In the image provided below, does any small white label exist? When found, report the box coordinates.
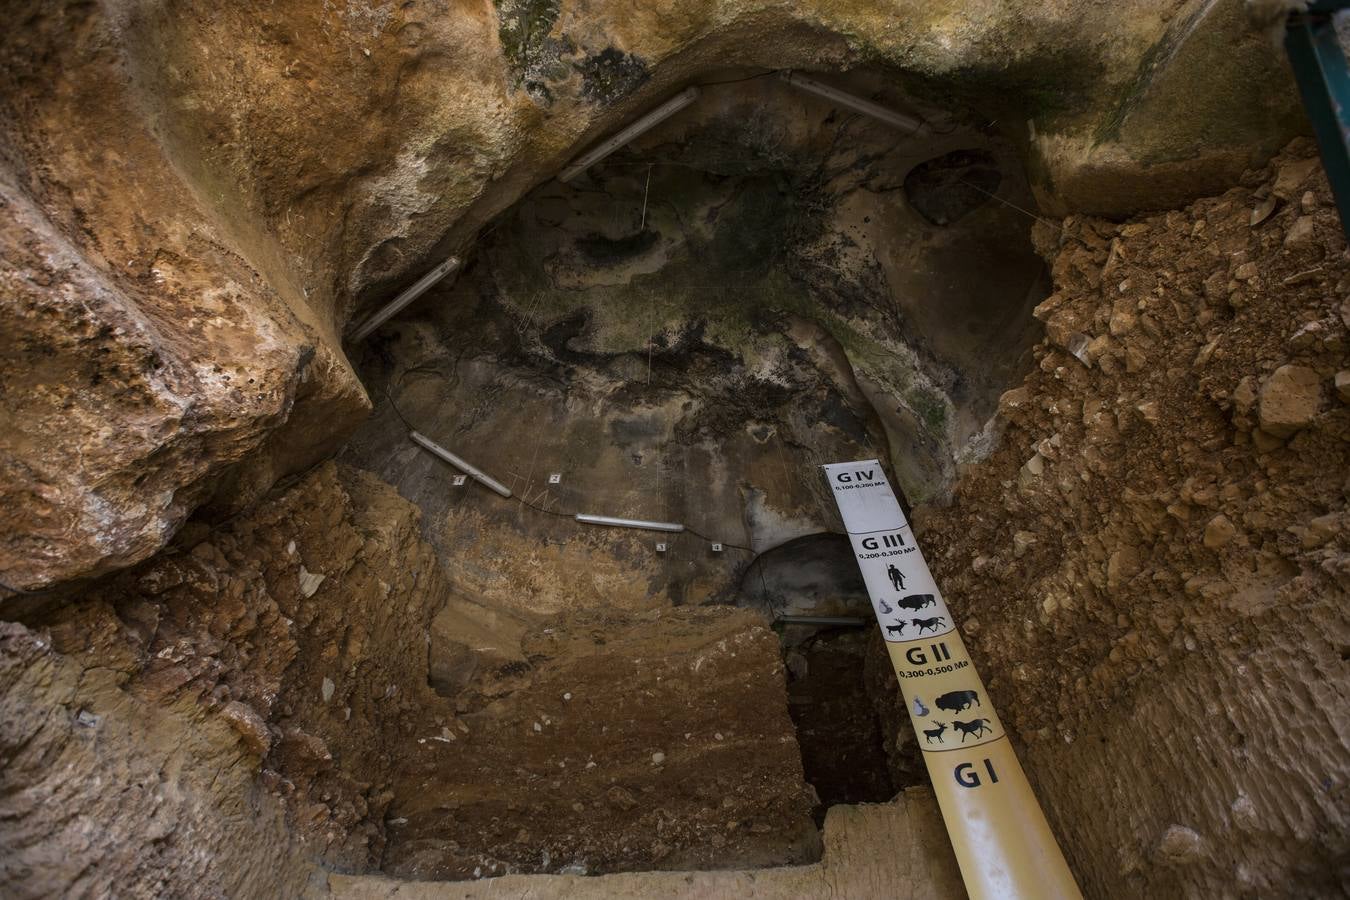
[711,543,723,552]
[548,473,562,484]
[655,542,668,553]
[452,475,467,486]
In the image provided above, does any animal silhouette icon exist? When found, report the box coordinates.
[912,616,946,634]
[923,721,947,744]
[896,593,936,611]
[935,690,980,713]
[951,718,992,742]
[885,621,906,638]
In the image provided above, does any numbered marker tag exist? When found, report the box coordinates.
[452,475,467,487]
[548,473,562,484]
[711,542,723,552]
[655,542,668,553]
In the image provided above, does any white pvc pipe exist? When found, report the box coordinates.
[574,513,684,533]
[779,71,927,135]
[350,256,461,342]
[558,87,701,182]
[409,431,512,498]
[776,615,868,627]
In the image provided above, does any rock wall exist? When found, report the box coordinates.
[126,0,1304,318]
[1,462,451,895]
[0,0,1305,591]
[0,3,369,591]
[2,462,829,893]
[877,142,1349,897]
[340,78,1050,622]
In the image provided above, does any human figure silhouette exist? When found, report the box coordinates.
[887,563,905,591]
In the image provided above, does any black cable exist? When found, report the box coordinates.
[384,384,417,432]
[694,69,780,88]
[682,522,754,554]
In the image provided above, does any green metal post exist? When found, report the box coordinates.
[1284,1,1350,239]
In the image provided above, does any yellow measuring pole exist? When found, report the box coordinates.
[824,460,1081,899]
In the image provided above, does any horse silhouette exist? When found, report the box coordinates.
[912,616,946,634]
[951,718,992,742]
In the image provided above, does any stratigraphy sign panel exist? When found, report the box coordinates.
[824,460,1081,900]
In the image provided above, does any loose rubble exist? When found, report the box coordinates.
[882,140,1349,898]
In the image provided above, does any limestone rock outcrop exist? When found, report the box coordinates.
[1,4,369,592]
[0,0,1305,591]
[1,462,447,895]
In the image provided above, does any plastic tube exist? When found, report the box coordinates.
[558,87,701,182]
[780,71,927,134]
[573,513,684,533]
[350,256,460,342]
[409,431,512,497]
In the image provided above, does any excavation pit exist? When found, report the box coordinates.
[2,7,1347,899]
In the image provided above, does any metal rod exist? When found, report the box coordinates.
[558,87,701,182]
[1283,3,1350,240]
[409,431,512,498]
[574,513,684,533]
[775,615,868,627]
[350,256,461,342]
[779,71,927,135]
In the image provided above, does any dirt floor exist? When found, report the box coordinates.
[327,789,964,900]
[381,605,819,880]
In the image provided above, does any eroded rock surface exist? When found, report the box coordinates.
[0,0,1305,591]
[882,142,1350,897]
[1,462,449,893]
[2,462,829,892]
[0,3,369,591]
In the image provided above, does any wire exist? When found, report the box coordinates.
[694,69,780,88]
[958,178,1062,231]
[682,522,754,554]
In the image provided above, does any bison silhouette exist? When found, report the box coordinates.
[896,593,936,611]
[912,616,946,634]
[935,690,980,713]
[951,718,992,742]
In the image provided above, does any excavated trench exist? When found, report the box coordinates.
[3,6,1349,900]
[334,72,1048,876]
